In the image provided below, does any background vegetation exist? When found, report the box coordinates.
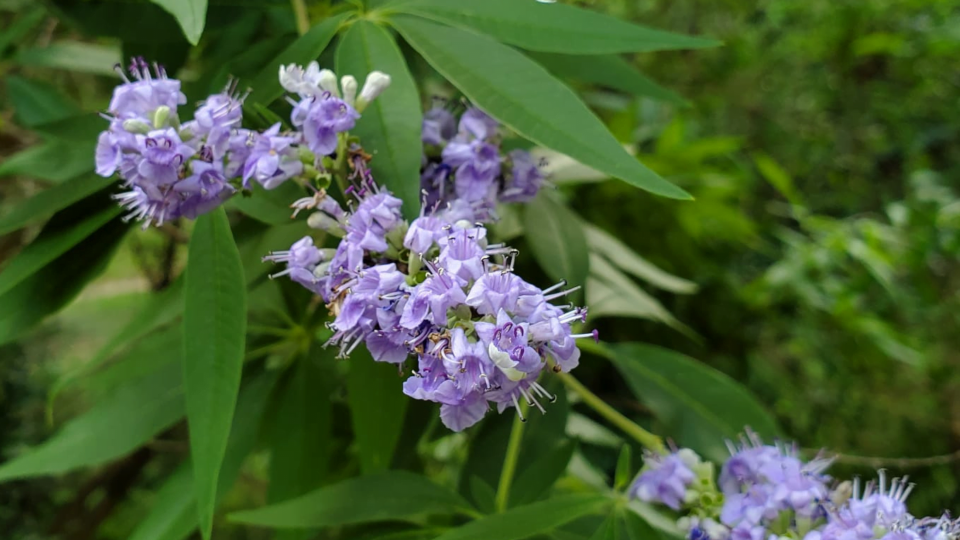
[1,0,959,538]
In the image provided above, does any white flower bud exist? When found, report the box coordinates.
[355,71,391,112]
[279,63,306,94]
[341,75,358,107]
[307,211,345,236]
[122,118,151,134]
[318,69,340,97]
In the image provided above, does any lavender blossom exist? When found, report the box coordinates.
[631,450,699,510]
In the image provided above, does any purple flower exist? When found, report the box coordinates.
[442,138,501,202]
[175,160,236,219]
[458,107,498,140]
[108,58,186,118]
[242,123,303,189]
[136,128,195,187]
[474,310,541,380]
[500,149,544,203]
[404,215,446,255]
[262,236,328,293]
[630,451,697,510]
[292,95,360,156]
[422,106,457,145]
[400,269,467,329]
[438,227,486,282]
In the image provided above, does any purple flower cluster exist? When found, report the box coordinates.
[264,160,594,432]
[632,434,960,540]
[96,59,392,227]
[95,59,246,226]
[421,105,546,223]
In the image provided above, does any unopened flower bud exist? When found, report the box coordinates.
[341,75,358,107]
[355,71,391,112]
[152,106,171,128]
[122,118,151,134]
[279,63,305,94]
[307,211,345,236]
[318,69,340,97]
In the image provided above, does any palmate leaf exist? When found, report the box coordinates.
[386,0,717,54]
[0,175,114,236]
[582,223,697,294]
[182,207,247,540]
[246,12,352,106]
[390,16,690,200]
[336,20,422,218]
[229,471,474,528]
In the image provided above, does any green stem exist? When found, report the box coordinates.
[291,0,310,35]
[494,401,527,513]
[557,371,666,454]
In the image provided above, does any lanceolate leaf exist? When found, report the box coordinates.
[347,349,408,474]
[0,203,120,297]
[182,207,247,540]
[527,52,686,106]
[128,372,279,540]
[267,355,332,540]
[583,223,697,294]
[6,75,79,127]
[336,20,422,218]
[522,193,590,292]
[390,16,690,199]
[229,471,474,528]
[0,140,96,182]
[0,176,114,236]
[388,0,717,54]
[247,12,352,106]
[602,343,779,462]
[149,0,207,45]
[0,213,129,345]
[433,494,610,540]
[0,361,183,482]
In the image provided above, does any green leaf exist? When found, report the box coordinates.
[603,342,779,462]
[246,12,352,106]
[527,52,685,106]
[336,20,422,218]
[0,211,129,345]
[149,0,207,44]
[267,355,333,540]
[510,440,576,506]
[390,16,689,199]
[614,444,633,492]
[0,7,45,57]
[388,0,717,54]
[468,476,497,514]
[128,373,280,540]
[587,255,693,337]
[522,193,590,292]
[228,180,306,225]
[583,223,696,294]
[229,471,473,528]
[0,361,183,482]
[621,510,673,540]
[6,76,79,127]
[590,515,620,540]
[0,175,114,236]
[182,206,247,540]
[48,277,183,422]
[0,203,120,297]
[347,349,408,473]
[753,153,804,208]
[0,140,97,182]
[16,41,121,74]
[128,463,197,540]
[434,494,609,540]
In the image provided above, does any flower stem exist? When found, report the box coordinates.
[495,401,527,513]
[291,0,310,35]
[556,371,666,454]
